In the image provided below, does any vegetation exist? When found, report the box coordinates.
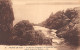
[42,11,70,30]
[42,8,79,46]
[8,20,52,45]
[0,0,14,44]
[0,0,79,46]
[8,20,35,45]
[34,30,52,45]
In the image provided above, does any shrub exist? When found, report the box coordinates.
[34,30,52,45]
[43,11,70,30]
[9,20,35,45]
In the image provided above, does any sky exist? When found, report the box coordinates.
[12,0,80,25]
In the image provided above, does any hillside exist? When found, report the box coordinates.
[40,7,80,46]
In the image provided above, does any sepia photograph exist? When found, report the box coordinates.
[0,0,80,50]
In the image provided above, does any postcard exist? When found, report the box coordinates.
[0,0,80,50]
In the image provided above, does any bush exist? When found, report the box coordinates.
[43,11,70,30]
[9,20,35,45]
[56,26,79,46]
[56,9,79,46]
[34,30,52,45]
[64,9,78,20]
[9,20,52,45]
[42,8,79,46]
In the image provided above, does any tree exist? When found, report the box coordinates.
[64,9,78,20]
[56,8,79,46]
[42,8,79,46]
[56,24,79,46]
[9,20,52,45]
[0,0,14,44]
[9,20,35,45]
[44,11,70,30]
